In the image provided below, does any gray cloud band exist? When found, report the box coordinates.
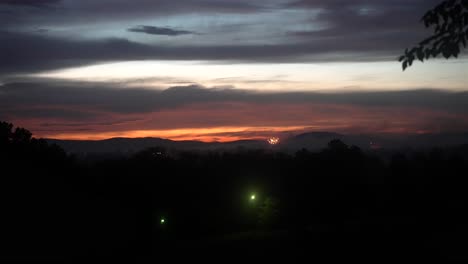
[1,81,467,119]
[0,0,444,75]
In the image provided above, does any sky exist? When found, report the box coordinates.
[1,0,467,142]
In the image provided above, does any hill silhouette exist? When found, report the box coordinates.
[2,120,468,262]
[47,131,468,156]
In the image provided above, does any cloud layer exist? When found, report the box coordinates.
[0,0,445,75]
[2,81,468,140]
[0,0,61,7]
[128,25,196,36]
[2,0,466,140]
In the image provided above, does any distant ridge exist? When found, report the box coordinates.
[46,132,468,156]
[46,137,267,155]
[292,132,343,139]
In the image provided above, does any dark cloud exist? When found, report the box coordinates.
[69,0,265,16]
[1,81,468,120]
[0,30,408,75]
[288,0,439,10]
[0,0,464,76]
[2,81,467,137]
[128,25,195,36]
[0,0,265,28]
[0,31,153,74]
[287,0,441,54]
[0,0,452,75]
[0,0,61,7]
[3,107,94,120]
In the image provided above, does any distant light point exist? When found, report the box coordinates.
[160,218,165,224]
[268,137,280,145]
[250,194,256,200]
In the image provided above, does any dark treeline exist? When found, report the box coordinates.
[2,121,468,262]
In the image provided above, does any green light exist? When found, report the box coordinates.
[160,218,165,224]
[250,194,256,200]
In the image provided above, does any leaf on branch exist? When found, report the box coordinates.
[417,49,425,61]
[399,0,467,70]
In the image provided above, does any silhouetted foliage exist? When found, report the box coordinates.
[399,0,468,70]
[257,196,281,228]
[2,120,468,262]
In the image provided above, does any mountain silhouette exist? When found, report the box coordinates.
[47,132,468,156]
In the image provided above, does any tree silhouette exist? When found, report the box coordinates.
[399,0,468,70]
[0,121,13,146]
[1,121,33,144]
[327,138,348,151]
[257,196,280,229]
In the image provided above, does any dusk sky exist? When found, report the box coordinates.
[1,0,467,141]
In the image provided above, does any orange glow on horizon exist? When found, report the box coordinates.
[38,126,311,142]
[19,101,468,143]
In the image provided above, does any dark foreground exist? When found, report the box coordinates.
[2,121,468,262]
[6,226,468,262]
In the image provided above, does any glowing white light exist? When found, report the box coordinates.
[268,137,280,145]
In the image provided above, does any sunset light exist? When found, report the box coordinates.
[3,0,468,261]
[268,137,280,145]
[37,126,310,142]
